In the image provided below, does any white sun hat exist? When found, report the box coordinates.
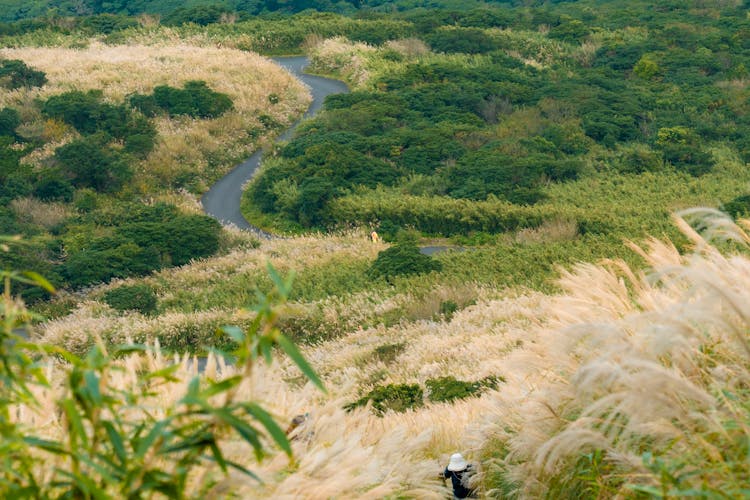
[447,453,468,471]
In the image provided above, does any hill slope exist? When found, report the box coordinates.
[31,212,750,497]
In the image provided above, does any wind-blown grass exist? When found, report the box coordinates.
[31,211,750,496]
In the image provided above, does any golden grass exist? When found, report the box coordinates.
[0,42,311,191]
[9,197,73,229]
[30,211,750,496]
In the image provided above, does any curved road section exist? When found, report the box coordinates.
[201,56,349,235]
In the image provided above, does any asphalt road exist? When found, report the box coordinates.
[200,56,349,235]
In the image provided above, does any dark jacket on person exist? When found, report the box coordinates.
[443,465,474,499]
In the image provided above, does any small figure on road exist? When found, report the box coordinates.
[370,231,379,243]
[442,453,476,499]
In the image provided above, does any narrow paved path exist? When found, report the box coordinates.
[201,57,349,235]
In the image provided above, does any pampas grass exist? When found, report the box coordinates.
[30,210,750,497]
[0,42,310,191]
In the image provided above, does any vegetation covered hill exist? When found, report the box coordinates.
[0,42,309,297]
[26,213,750,497]
[1,0,749,497]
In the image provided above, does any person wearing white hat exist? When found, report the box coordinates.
[441,452,475,499]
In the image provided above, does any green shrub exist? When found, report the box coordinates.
[54,136,132,192]
[426,375,502,403]
[144,81,233,119]
[0,59,46,89]
[439,300,459,321]
[102,284,158,315]
[369,236,442,281]
[0,107,20,138]
[61,236,161,288]
[372,342,407,364]
[721,194,750,220]
[345,383,424,415]
[33,170,74,202]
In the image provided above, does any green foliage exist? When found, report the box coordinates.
[130,81,233,119]
[372,342,406,364]
[545,449,625,499]
[369,235,442,282]
[33,171,74,202]
[0,107,20,138]
[54,136,132,192]
[0,59,46,89]
[163,5,232,26]
[548,19,590,43]
[58,203,222,288]
[0,260,323,498]
[721,194,750,220]
[43,90,156,150]
[426,26,499,54]
[345,383,423,415]
[633,54,661,80]
[61,235,161,288]
[102,283,158,315]
[426,375,501,403]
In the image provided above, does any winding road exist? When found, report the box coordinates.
[201,57,349,235]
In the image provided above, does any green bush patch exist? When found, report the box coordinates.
[426,375,503,403]
[369,236,442,282]
[345,383,423,415]
[129,81,233,119]
[102,284,157,315]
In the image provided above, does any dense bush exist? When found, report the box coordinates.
[33,171,74,202]
[42,90,156,149]
[345,383,423,415]
[0,107,20,138]
[116,213,222,267]
[163,5,233,26]
[54,136,132,192]
[368,235,442,281]
[721,194,750,220]
[61,236,161,288]
[130,81,233,119]
[57,203,222,288]
[426,27,499,54]
[426,375,501,403]
[0,59,46,89]
[102,283,158,315]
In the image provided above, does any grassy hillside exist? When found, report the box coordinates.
[0,42,309,296]
[24,212,750,497]
[2,0,749,496]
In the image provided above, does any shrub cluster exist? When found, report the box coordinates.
[345,383,424,415]
[61,203,222,288]
[346,375,503,415]
[129,81,233,119]
[425,375,501,403]
[102,283,158,315]
[0,58,46,89]
[41,90,157,193]
[368,236,442,282]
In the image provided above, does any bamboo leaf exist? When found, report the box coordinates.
[136,420,168,459]
[213,408,263,460]
[276,334,326,393]
[61,398,88,447]
[20,271,55,293]
[245,402,292,456]
[200,376,242,398]
[24,436,70,455]
[84,370,102,406]
[103,421,127,465]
